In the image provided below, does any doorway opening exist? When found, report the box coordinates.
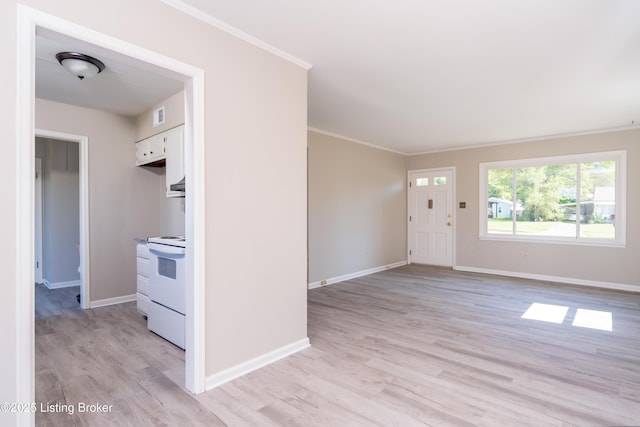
[16,5,207,417]
[35,131,90,309]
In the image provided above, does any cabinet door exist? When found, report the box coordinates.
[148,134,165,162]
[135,139,150,165]
[135,134,167,166]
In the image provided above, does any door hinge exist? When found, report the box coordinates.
[36,261,39,268]
[409,215,412,221]
[35,171,38,179]
[409,250,412,256]
[409,181,412,187]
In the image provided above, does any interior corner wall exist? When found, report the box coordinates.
[407,129,640,288]
[308,131,407,284]
[35,98,167,301]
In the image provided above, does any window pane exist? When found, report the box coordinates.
[516,164,576,237]
[580,161,615,239]
[487,168,514,234]
[481,151,624,245]
[416,178,429,186]
[434,176,447,185]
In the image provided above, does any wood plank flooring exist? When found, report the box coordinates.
[35,265,640,426]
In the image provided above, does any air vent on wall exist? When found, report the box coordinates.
[153,106,165,127]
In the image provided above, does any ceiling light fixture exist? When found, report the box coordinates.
[55,52,105,80]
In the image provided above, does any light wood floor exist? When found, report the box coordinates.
[35,265,640,426]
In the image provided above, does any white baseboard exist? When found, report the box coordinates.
[205,337,310,390]
[308,260,407,290]
[454,265,639,293]
[90,293,136,308]
[43,279,81,289]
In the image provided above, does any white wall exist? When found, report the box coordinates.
[408,129,640,288]
[308,131,407,284]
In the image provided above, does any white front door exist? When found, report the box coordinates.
[408,169,454,266]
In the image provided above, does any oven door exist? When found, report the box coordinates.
[148,242,186,315]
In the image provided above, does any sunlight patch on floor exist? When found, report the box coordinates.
[521,303,569,323]
[521,303,612,332]
[572,309,613,332]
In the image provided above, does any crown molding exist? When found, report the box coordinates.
[161,0,312,70]
[308,127,407,155]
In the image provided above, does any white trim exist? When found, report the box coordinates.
[408,124,640,156]
[90,294,137,309]
[205,338,310,390]
[161,0,312,71]
[34,158,43,284]
[307,127,406,155]
[183,72,207,394]
[35,129,91,310]
[454,265,639,294]
[308,261,407,290]
[478,235,627,248]
[16,5,36,425]
[17,5,207,415]
[43,279,81,290]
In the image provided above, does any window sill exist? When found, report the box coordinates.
[479,235,627,248]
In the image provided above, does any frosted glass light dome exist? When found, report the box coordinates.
[56,52,105,80]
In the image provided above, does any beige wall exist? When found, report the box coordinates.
[135,91,187,235]
[36,137,80,285]
[2,0,308,415]
[135,90,185,141]
[36,98,168,301]
[308,131,407,284]
[408,129,640,287]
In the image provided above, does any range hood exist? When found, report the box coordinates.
[169,177,185,193]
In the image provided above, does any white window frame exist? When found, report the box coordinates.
[479,150,626,247]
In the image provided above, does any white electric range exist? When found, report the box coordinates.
[147,236,186,349]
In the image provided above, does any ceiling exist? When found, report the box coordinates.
[36,28,184,118]
[174,0,640,154]
[36,2,640,154]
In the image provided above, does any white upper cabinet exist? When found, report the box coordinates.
[135,133,166,166]
[135,125,184,197]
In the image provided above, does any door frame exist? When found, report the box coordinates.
[407,166,457,267]
[34,158,43,285]
[35,130,90,308]
[16,5,207,422]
